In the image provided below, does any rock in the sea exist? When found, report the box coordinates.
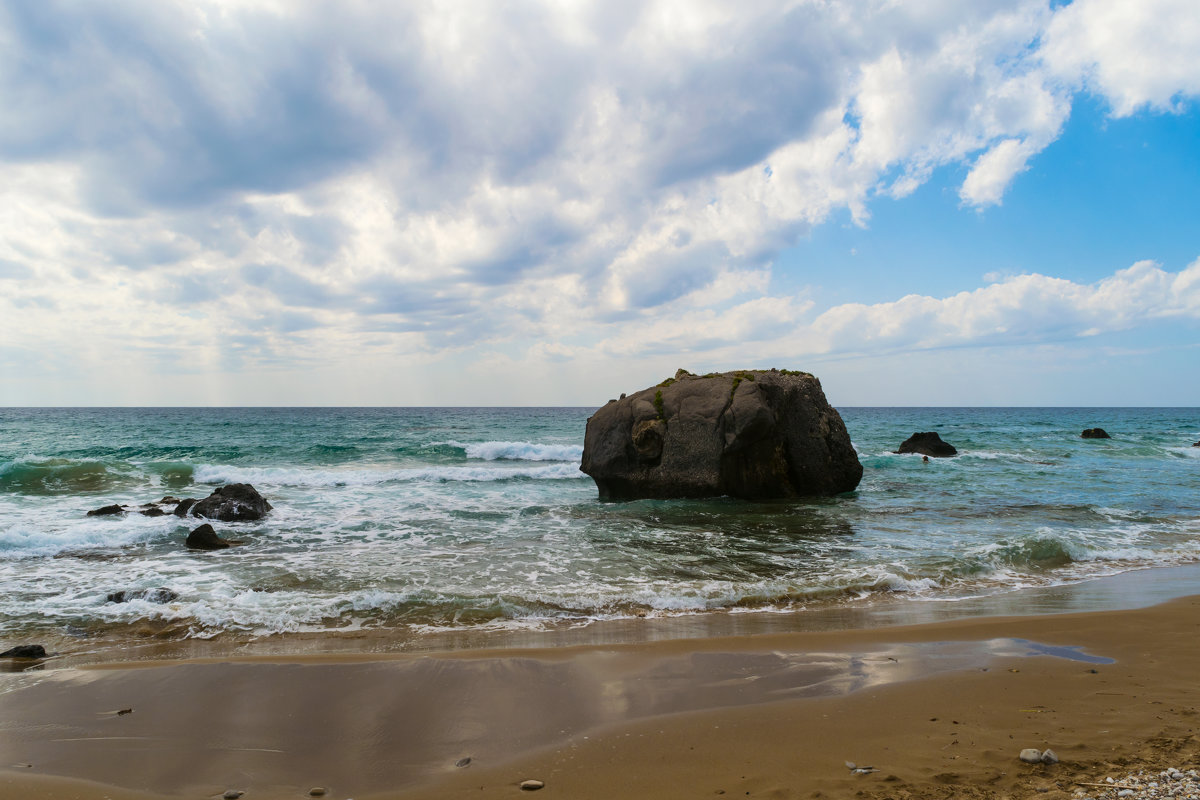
[86,504,126,517]
[140,507,167,517]
[1019,748,1043,764]
[1191,441,1199,447]
[580,369,862,501]
[0,644,47,659]
[186,523,230,550]
[173,498,197,516]
[190,484,272,522]
[106,588,179,604]
[896,432,958,457]
[1081,428,1111,439]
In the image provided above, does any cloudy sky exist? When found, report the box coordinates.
[2,0,1198,406]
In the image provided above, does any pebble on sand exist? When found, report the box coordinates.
[520,779,545,791]
[1041,749,1059,765]
[222,792,243,800]
[309,789,327,797]
[1020,748,1043,764]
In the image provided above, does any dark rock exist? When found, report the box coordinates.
[186,523,230,550]
[1191,441,1199,447]
[86,504,126,517]
[1,644,47,659]
[896,432,958,457]
[159,496,180,504]
[106,588,179,604]
[173,498,197,517]
[140,507,167,517]
[1081,428,1111,439]
[190,484,272,522]
[580,369,862,501]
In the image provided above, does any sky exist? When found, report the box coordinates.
[1,0,1198,407]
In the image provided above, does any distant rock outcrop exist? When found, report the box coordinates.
[190,484,272,522]
[896,432,958,458]
[1081,428,1111,439]
[580,369,862,501]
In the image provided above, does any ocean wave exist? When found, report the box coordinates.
[438,440,583,462]
[0,457,139,495]
[192,462,586,487]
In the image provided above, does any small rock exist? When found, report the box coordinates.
[845,761,856,770]
[140,507,167,517]
[159,496,180,504]
[455,757,472,768]
[86,504,126,517]
[309,789,327,797]
[117,708,133,716]
[896,431,958,457]
[1117,790,1134,798]
[173,498,197,517]
[0,644,47,659]
[222,792,243,800]
[1081,428,1111,439]
[1019,748,1043,764]
[186,523,230,550]
[520,779,545,791]
[1041,749,1059,765]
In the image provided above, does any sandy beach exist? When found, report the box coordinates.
[3,569,1200,800]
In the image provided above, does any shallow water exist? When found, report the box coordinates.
[0,406,1197,646]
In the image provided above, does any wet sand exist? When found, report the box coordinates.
[4,571,1200,799]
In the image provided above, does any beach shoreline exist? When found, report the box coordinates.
[4,566,1200,799]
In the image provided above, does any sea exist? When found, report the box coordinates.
[1,407,1197,655]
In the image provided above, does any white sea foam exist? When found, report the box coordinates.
[192,462,586,487]
[441,440,583,462]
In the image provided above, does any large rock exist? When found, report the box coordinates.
[896,432,958,457]
[1081,428,1111,439]
[580,369,862,501]
[190,484,272,522]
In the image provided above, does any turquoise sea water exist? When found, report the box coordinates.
[0,407,1197,644]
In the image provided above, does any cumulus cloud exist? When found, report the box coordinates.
[1,0,1199,402]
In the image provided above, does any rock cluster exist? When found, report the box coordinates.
[1073,767,1200,799]
[1019,747,1059,764]
[580,369,862,501]
[896,432,958,457]
[86,484,272,522]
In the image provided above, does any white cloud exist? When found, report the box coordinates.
[1043,0,1200,116]
[1,0,1199,403]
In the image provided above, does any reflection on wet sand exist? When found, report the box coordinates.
[0,637,1108,797]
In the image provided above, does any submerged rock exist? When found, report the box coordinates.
[86,504,126,517]
[106,588,179,604]
[0,644,47,659]
[1081,428,1111,439]
[896,432,958,457]
[190,484,272,522]
[186,523,230,550]
[580,369,862,501]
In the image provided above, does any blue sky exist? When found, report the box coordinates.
[1,0,1198,406]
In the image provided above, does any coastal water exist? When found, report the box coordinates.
[0,407,1197,650]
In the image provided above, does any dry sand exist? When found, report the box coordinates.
[3,591,1200,800]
